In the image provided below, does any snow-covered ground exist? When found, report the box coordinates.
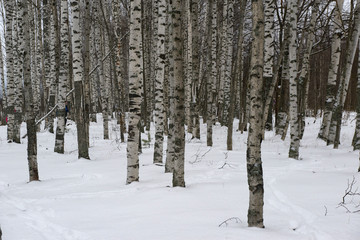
[0,114,359,240]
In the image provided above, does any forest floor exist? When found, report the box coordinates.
[0,114,359,240]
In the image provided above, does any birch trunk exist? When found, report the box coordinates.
[5,0,15,142]
[222,0,234,126]
[185,0,193,133]
[70,0,90,159]
[47,0,59,134]
[127,0,143,184]
[165,2,175,173]
[236,0,247,133]
[328,1,360,148]
[191,0,201,139]
[288,0,300,159]
[247,0,264,228]
[262,0,275,132]
[207,0,217,147]
[318,0,344,141]
[171,0,185,188]
[153,0,166,164]
[352,43,360,150]
[54,0,70,154]
[13,4,23,144]
[298,0,319,139]
[21,0,39,181]
[276,23,290,137]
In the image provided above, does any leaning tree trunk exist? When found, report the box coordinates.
[54,0,70,154]
[70,0,90,159]
[247,0,264,228]
[127,0,143,184]
[171,0,185,188]
[328,1,360,148]
[21,0,39,181]
[153,0,166,164]
[288,0,300,160]
[318,0,344,141]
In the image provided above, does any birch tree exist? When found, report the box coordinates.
[171,0,185,188]
[247,0,264,228]
[70,0,90,159]
[54,0,70,153]
[153,0,166,164]
[288,0,300,159]
[318,0,344,141]
[21,0,39,181]
[328,1,360,148]
[5,0,15,142]
[127,0,143,184]
[207,0,217,147]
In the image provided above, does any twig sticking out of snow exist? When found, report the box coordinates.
[218,217,242,227]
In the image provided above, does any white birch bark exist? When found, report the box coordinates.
[191,0,200,139]
[153,0,166,164]
[247,0,264,228]
[54,0,70,154]
[262,0,275,132]
[222,0,234,125]
[318,0,344,141]
[328,1,360,148]
[207,0,217,147]
[127,0,143,184]
[171,0,185,188]
[70,0,90,159]
[12,5,23,144]
[165,2,175,173]
[352,43,360,150]
[5,0,15,142]
[298,0,319,139]
[288,0,300,159]
[20,0,39,181]
[185,0,193,133]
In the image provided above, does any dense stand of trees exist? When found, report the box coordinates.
[0,0,360,228]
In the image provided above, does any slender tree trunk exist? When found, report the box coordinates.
[207,0,217,147]
[318,0,344,141]
[54,0,70,154]
[13,3,23,144]
[247,0,264,228]
[298,0,319,139]
[328,1,360,148]
[21,0,39,181]
[191,0,200,139]
[70,0,90,159]
[171,0,185,188]
[288,0,300,159]
[5,0,15,142]
[153,0,166,164]
[236,0,247,133]
[127,0,143,184]
[262,0,275,133]
[165,2,175,173]
[352,43,360,150]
